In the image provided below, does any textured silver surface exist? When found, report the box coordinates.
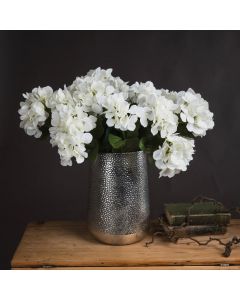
[88,151,150,245]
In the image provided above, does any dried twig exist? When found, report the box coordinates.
[186,236,240,257]
[145,231,164,247]
[145,215,240,257]
[187,237,227,246]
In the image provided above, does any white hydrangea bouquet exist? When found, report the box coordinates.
[18,67,214,178]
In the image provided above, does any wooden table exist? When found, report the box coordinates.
[11,220,240,270]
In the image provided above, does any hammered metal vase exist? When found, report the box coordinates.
[88,151,150,245]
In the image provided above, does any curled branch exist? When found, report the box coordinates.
[186,236,240,257]
[145,231,164,247]
[145,216,240,257]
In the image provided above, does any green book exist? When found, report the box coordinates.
[164,202,231,226]
[168,224,227,237]
[163,224,227,243]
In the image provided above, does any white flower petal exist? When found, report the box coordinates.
[153,149,162,161]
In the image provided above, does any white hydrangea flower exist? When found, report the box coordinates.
[69,67,129,115]
[47,87,75,109]
[103,93,138,131]
[153,135,195,178]
[129,81,157,106]
[129,105,151,127]
[49,88,97,166]
[160,89,181,114]
[129,82,179,137]
[18,86,53,138]
[150,95,179,138]
[177,88,214,137]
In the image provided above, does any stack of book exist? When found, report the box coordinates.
[163,199,231,237]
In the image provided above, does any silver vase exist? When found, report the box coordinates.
[88,151,150,245]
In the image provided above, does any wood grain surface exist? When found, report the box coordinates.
[11,220,240,269]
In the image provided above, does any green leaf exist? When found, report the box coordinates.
[91,116,105,140]
[99,126,111,153]
[139,137,146,151]
[86,139,99,161]
[108,133,126,149]
[177,122,195,139]
[125,120,140,139]
[122,137,140,152]
[88,143,99,161]
[139,137,152,153]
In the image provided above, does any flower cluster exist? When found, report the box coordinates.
[177,88,214,137]
[18,67,214,178]
[19,86,53,138]
[49,88,97,166]
[129,82,179,137]
[153,135,195,178]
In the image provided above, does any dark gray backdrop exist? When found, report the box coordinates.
[1,31,240,269]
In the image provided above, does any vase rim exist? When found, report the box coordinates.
[97,150,144,156]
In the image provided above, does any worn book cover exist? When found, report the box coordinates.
[168,224,227,237]
[164,202,231,226]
